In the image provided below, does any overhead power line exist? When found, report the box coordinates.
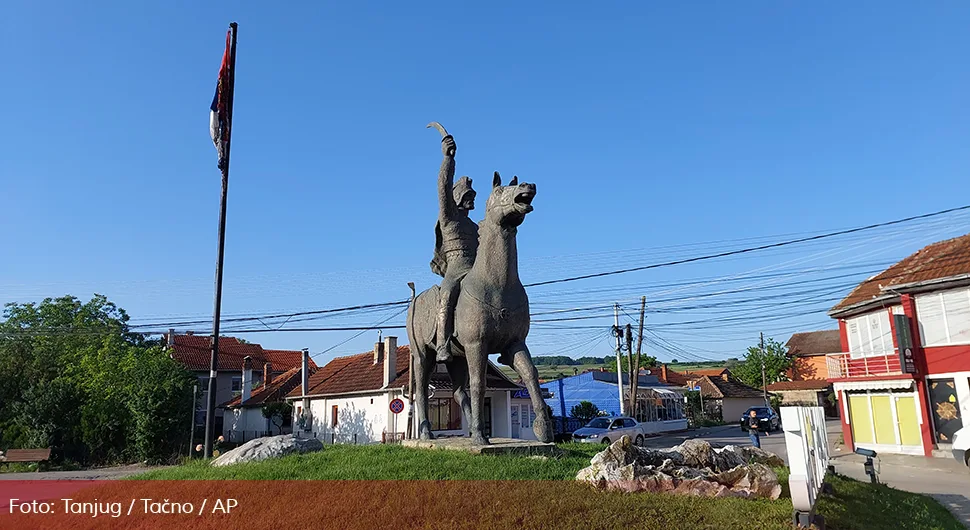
[523,204,970,288]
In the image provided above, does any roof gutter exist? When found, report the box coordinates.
[884,274,970,294]
[285,386,407,401]
[828,293,898,319]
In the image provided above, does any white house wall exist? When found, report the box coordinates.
[223,408,269,439]
[305,394,389,444]
[295,390,520,443]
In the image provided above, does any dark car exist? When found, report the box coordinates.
[739,407,780,432]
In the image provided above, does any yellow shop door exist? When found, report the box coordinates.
[894,396,922,447]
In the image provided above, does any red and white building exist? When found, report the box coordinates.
[828,234,970,456]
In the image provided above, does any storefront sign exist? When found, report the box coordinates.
[512,388,553,399]
[894,314,918,374]
[782,406,830,526]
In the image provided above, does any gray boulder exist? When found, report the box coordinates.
[211,434,323,467]
[576,436,782,500]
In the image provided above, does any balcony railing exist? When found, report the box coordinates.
[825,351,902,379]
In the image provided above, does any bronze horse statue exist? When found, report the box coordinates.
[407,166,553,444]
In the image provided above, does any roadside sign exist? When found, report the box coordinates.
[389,398,405,414]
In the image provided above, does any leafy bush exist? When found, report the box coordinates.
[0,295,195,466]
[570,401,599,423]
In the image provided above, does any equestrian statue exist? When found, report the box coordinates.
[406,122,553,444]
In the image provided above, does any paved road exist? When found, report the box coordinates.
[641,420,970,528]
[642,419,844,465]
[0,464,158,481]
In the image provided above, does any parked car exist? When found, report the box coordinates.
[953,426,969,470]
[572,416,644,446]
[739,407,780,432]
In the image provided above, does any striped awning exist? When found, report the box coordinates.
[833,379,914,392]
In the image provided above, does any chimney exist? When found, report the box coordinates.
[263,361,272,389]
[373,341,385,365]
[383,336,397,388]
[241,356,253,403]
[661,364,668,382]
[167,329,175,347]
[301,349,309,397]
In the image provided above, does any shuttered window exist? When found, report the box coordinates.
[916,288,970,346]
[847,310,894,359]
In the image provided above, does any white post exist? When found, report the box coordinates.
[782,406,830,527]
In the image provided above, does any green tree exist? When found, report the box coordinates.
[0,295,194,465]
[575,356,608,365]
[732,337,792,389]
[570,401,600,423]
[603,353,658,373]
[262,402,293,434]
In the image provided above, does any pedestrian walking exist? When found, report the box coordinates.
[747,409,761,448]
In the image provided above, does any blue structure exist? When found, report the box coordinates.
[545,370,688,434]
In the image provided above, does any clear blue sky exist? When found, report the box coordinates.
[2,2,969,366]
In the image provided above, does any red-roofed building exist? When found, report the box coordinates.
[165,332,318,436]
[285,336,548,444]
[827,234,970,457]
[222,365,318,443]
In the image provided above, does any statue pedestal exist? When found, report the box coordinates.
[401,437,559,457]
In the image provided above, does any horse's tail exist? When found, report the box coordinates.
[406,282,417,352]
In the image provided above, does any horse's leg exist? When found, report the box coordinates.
[445,359,473,435]
[414,348,436,440]
[464,341,489,445]
[508,342,554,443]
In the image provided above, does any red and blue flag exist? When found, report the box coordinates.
[209,29,232,170]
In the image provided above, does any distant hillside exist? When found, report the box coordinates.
[503,356,738,382]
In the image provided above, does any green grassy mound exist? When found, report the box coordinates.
[131,443,962,529]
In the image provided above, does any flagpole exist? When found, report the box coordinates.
[204,21,238,459]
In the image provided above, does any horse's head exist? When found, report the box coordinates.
[484,172,536,228]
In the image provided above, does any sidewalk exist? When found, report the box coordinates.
[831,447,970,528]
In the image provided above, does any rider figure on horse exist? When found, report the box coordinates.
[430,133,479,363]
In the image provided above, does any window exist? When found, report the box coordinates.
[846,310,894,359]
[917,288,970,346]
[610,419,623,429]
[331,405,338,427]
[623,418,636,428]
[429,398,461,431]
[231,376,242,397]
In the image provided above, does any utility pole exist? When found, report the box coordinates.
[189,384,197,458]
[613,303,625,416]
[760,332,769,406]
[204,22,238,459]
[625,323,634,416]
[407,282,416,440]
[631,296,646,420]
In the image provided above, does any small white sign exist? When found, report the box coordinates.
[781,406,829,514]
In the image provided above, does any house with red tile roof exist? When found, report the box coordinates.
[165,332,318,437]
[689,375,768,423]
[786,330,842,381]
[285,336,547,444]
[222,364,319,442]
[826,234,970,457]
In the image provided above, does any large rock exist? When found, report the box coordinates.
[211,434,323,467]
[576,436,782,500]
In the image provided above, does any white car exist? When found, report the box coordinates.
[953,426,969,469]
[571,417,645,446]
